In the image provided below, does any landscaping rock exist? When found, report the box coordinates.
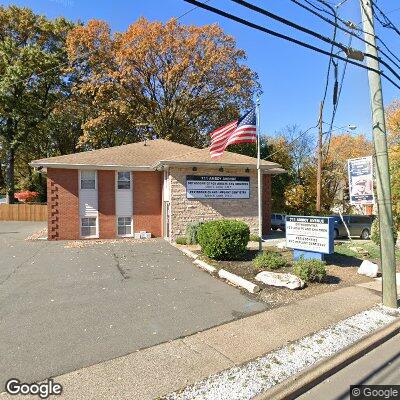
[276,241,287,250]
[255,271,305,290]
[357,260,379,278]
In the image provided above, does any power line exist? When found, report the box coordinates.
[289,0,400,74]
[7,0,211,88]
[371,0,400,37]
[230,0,346,54]
[265,123,319,160]
[184,0,400,90]
[230,0,340,109]
[324,36,352,157]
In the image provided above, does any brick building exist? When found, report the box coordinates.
[31,139,284,241]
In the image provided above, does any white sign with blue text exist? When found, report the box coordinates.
[286,216,334,255]
[186,175,250,199]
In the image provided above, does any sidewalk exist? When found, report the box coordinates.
[1,285,383,400]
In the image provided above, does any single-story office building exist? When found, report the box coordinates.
[31,139,284,241]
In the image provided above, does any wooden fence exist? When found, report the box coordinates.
[0,204,47,221]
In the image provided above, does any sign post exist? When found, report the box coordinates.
[286,216,334,261]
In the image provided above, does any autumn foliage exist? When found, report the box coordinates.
[14,191,39,203]
[66,17,259,148]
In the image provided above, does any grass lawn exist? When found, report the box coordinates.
[334,240,400,265]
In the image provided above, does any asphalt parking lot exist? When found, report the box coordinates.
[0,222,266,388]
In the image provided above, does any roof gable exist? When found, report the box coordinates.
[31,138,284,173]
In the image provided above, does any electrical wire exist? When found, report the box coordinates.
[324,36,353,157]
[371,0,400,37]
[289,0,400,74]
[7,0,211,88]
[230,0,339,108]
[184,0,400,91]
[265,123,319,161]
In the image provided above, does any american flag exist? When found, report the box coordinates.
[209,109,257,158]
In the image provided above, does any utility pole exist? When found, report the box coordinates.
[316,101,323,213]
[360,0,397,308]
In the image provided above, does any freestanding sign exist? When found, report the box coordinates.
[347,156,374,205]
[186,175,250,199]
[286,216,334,260]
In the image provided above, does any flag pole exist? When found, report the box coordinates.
[256,97,263,252]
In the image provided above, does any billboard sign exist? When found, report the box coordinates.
[186,175,250,199]
[286,216,334,254]
[347,156,374,205]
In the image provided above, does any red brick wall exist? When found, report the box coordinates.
[47,168,79,240]
[262,174,272,234]
[133,171,162,237]
[98,170,116,238]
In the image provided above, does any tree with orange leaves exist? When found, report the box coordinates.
[66,17,260,149]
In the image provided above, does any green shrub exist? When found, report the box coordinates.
[253,251,286,270]
[293,257,326,282]
[175,236,187,245]
[197,219,250,260]
[249,234,260,242]
[370,218,398,245]
[185,221,203,245]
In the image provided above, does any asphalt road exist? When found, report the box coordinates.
[298,334,400,400]
[0,222,266,389]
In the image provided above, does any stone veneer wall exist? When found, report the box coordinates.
[169,167,263,240]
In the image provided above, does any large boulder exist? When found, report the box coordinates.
[255,271,305,290]
[357,260,379,278]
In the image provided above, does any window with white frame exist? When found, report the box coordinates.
[81,170,96,189]
[117,171,131,189]
[81,217,97,237]
[117,217,132,236]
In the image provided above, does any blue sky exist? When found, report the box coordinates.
[3,0,400,142]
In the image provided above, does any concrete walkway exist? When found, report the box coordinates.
[0,285,382,400]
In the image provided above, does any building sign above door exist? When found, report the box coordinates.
[186,175,250,199]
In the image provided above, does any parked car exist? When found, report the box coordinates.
[271,213,286,231]
[332,215,375,240]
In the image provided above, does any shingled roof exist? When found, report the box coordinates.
[31,139,285,173]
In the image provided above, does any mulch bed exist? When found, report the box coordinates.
[189,245,374,308]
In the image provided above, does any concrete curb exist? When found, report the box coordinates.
[193,259,217,274]
[170,243,198,260]
[171,243,260,294]
[218,269,260,294]
[253,315,400,400]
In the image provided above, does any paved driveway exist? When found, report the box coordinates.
[0,222,266,388]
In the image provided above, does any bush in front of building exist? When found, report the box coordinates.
[293,257,326,283]
[176,237,187,245]
[185,221,203,245]
[249,234,260,242]
[370,218,398,245]
[253,251,286,270]
[197,220,250,260]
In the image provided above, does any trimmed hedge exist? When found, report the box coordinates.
[253,251,286,270]
[185,221,203,245]
[293,257,326,282]
[197,219,250,260]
